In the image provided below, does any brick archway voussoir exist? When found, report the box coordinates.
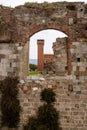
[28,24,69,38]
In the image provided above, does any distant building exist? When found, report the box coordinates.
[44,54,54,64]
[37,39,54,71]
[44,54,54,71]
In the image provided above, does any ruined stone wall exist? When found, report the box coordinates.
[0,42,29,79]
[15,39,87,130]
[0,2,87,130]
[0,40,87,130]
[18,41,29,78]
[0,2,87,78]
[71,41,87,79]
[0,43,19,79]
[53,38,68,75]
[18,70,87,130]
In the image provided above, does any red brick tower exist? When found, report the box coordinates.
[37,40,44,71]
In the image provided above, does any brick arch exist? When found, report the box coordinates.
[28,23,69,39]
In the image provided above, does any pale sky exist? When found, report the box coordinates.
[30,30,67,59]
[0,0,86,59]
[0,0,87,7]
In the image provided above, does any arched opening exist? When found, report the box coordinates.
[29,29,68,76]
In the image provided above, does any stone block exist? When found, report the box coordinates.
[12,62,17,67]
[1,71,7,76]
[9,54,17,59]
[72,66,76,71]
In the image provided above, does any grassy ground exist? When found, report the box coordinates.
[29,71,38,76]
[29,71,47,76]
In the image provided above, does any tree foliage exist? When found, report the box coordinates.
[40,88,56,104]
[37,104,60,130]
[0,77,21,128]
[24,88,62,130]
[29,64,37,71]
[23,117,38,130]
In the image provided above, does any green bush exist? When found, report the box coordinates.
[23,117,38,130]
[29,64,37,71]
[37,104,60,130]
[0,77,21,128]
[40,88,56,104]
[24,88,62,130]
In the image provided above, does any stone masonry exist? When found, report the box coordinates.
[16,38,87,130]
[0,2,87,130]
[0,42,29,80]
[0,2,87,77]
[53,37,68,75]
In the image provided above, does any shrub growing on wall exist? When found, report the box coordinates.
[24,88,62,130]
[0,77,21,128]
[40,88,56,104]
